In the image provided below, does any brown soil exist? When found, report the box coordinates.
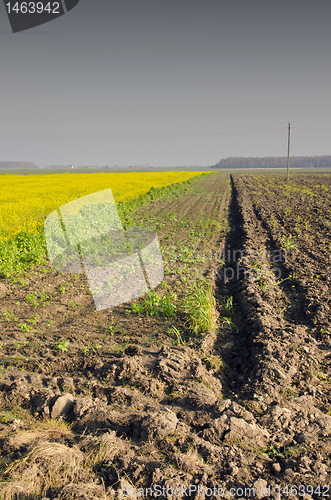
[0,172,330,499]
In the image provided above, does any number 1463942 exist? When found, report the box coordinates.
[5,2,60,14]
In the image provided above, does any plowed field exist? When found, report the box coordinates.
[0,172,330,499]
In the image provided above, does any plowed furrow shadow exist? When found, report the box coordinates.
[215,175,254,399]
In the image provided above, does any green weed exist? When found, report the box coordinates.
[108,325,115,336]
[159,293,176,318]
[26,292,38,307]
[40,266,52,273]
[281,235,298,250]
[131,302,144,315]
[132,290,177,318]
[39,291,49,302]
[221,316,238,332]
[223,296,234,315]
[18,322,32,333]
[27,314,39,324]
[3,311,14,321]
[90,343,101,353]
[54,339,70,352]
[142,291,160,316]
[258,279,268,292]
[260,444,286,460]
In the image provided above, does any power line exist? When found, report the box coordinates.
[0,122,329,140]
[292,126,331,130]
[0,127,285,140]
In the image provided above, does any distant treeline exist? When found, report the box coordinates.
[0,161,37,169]
[2,156,331,171]
[212,156,331,169]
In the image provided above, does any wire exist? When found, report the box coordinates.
[1,122,329,139]
[292,127,331,130]
[0,127,285,140]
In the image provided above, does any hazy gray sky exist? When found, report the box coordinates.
[0,0,330,166]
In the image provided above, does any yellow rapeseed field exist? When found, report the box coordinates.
[0,171,204,240]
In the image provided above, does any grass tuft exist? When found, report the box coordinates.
[83,433,119,469]
[0,442,85,499]
[181,280,218,336]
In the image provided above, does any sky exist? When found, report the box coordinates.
[0,0,331,167]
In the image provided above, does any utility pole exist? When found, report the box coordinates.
[287,122,291,181]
